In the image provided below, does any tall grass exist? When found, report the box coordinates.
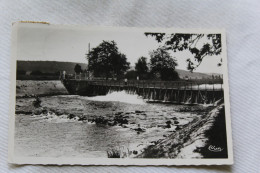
[107,149,121,158]
[107,146,131,158]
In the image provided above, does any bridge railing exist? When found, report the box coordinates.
[85,80,223,91]
[61,73,223,91]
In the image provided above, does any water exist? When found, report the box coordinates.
[15,90,207,158]
[86,90,146,105]
[180,84,222,90]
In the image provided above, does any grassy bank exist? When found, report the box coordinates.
[16,80,68,98]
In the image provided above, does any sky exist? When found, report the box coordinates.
[17,23,223,74]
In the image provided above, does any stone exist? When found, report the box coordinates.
[33,109,43,115]
[68,114,76,119]
[133,150,138,155]
[171,117,177,120]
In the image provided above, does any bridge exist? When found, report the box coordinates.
[61,78,224,105]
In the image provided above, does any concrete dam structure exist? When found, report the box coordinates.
[61,79,224,104]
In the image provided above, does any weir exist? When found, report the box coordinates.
[61,79,224,105]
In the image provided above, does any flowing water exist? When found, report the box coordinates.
[15,89,210,158]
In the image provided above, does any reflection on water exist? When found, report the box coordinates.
[15,91,206,158]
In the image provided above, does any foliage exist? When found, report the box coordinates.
[160,68,180,81]
[135,57,149,79]
[87,41,130,79]
[149,48,179,81]
[74,64,83,74]
[125,70,138,80]
[145,33,222,72]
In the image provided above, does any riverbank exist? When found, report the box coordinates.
[137,102,227,158]
[16,80,68,98]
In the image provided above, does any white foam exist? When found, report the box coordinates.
[86,90,146,105]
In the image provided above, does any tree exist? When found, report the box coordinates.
[135,57,149,79]
[87,41,130,79]
[145,33,221,72]
[149,48,179,81]
[74,64,82,74]
[125,70,138,80]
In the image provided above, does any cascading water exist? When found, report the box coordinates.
[87,90,146,105]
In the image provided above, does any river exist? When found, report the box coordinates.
[15,83,212,158]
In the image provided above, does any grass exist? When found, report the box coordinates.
[107,147,131,158]
[107,149,121,158]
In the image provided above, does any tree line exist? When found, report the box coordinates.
[76,33,221,81]
[85,40,180,81]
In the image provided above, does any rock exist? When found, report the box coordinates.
[56,110,64,116]
[68,114,76,119]
[157,124,165,128]
[42,109,48,114]
[135,110,143,114]
[33,109,43,115]
[33,96,41,108]
[171,117,177,120]
[78,116,88,121]
[49,108,55,112]
[94,116,108,125]
[107,121,114,126]
[174,120,179,124]
[115,112,123,115]
[175,126,182,130]
[165,121,172,128]
[134,127,146,133]
[114,115,128,125]
[151,141,157,144]
[15,110,32,115]
[88,119,94,123]
[133,150,138,155]
[166,120,171,125]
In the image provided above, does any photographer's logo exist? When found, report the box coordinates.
[208,145,223,152]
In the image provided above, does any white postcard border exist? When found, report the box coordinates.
[8,22,233,166]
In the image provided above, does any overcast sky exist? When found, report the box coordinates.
[17,23,223,74]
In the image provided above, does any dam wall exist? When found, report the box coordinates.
[62,79,224,104]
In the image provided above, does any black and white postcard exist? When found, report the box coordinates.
[8,22,233,165]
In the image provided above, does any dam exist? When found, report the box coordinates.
[61,79,224,105]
